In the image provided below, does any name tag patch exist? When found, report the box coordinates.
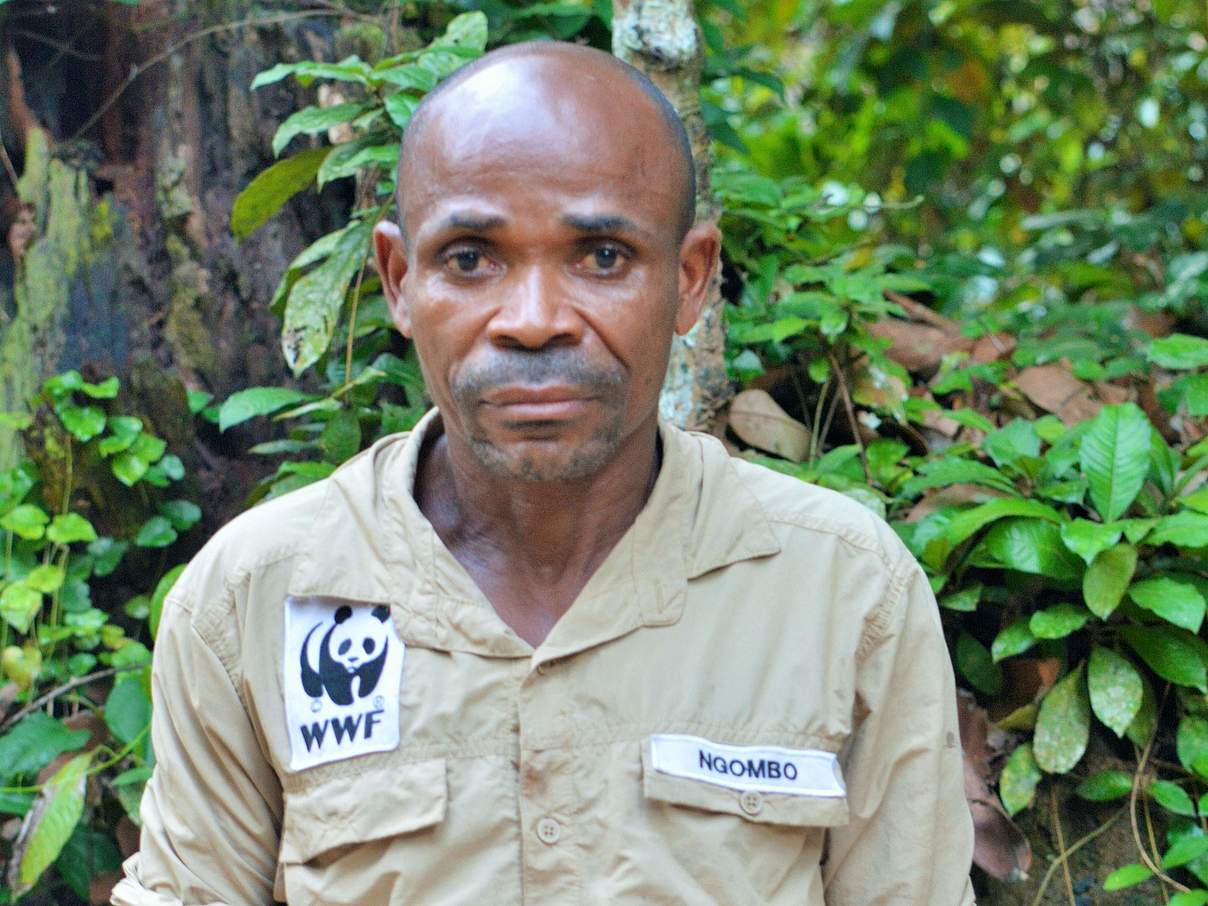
[649,734,845,797]
[284,596,405,771]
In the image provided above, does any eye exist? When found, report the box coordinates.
[363,638,376,655]
[440,245,495,276]
[576,242,629,274]
[338,639,351,655]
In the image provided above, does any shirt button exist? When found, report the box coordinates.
[536,817,561,845]
[739,790,764,816]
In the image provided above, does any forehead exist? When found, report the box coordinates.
[400,56,683,238]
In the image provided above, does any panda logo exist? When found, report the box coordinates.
[299,604,391,706]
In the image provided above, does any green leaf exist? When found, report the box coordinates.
[1076,770,1133,801]
[57,404,106,442]
[1126,673,1158,746]
[105,676,150,746]
[1102,863,1153,891]
[375,63,438,93]
[45,513,97,545]
[1169,891,1208,906]
[1079,402,1153,521]
[940,583,981,612]
[2,503,49,540]
[79,376,118,399]
[1087,646,1142,737]
[999,743,1042,816]
[56,825,122,901]
[1129,577,1206,633]
[1033,663,1090,773]
[130,433,167,464]
[1183,486,1208,515]
[271,102,364,157]
[970,518,1084,582]
[251,56,371,90]
[158,499,201,531]
[1030,603,1090,639]
[983,418,1041,471]
[281,220,374,375]
[901,459,1018,497]
[991,617,1037,662]
[956,631,1002,694]
[1179,716,1208,772]
[320,409,361,464]
[1151,779,1197,816]
[0,791,33,815]
[135,516,177,548]
[1149,333,1208,369]
[26,564,64,594]
[218,387,311,432]
[230,145,331,239]
[1123,625,1207,690]
[1060,519,1123,565]
[158,454,185,481]
[0,582,42,633]
[150,564,185,640]
[317,137,400,187]
[932,499,1063,564]
[111,450,148,486]
[1149,511,1208,548]
[1083,543,1137,618]
[0,713,89,782]
[88,537,128,577]
[9,753,90,895]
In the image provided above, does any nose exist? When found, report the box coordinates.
[486,265,583,350]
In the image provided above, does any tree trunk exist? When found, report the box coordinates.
[612,0,731,433]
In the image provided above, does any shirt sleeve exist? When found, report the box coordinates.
[111,594,282,906]
[821,560,976,906]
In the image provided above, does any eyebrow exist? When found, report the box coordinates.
[436,212,506,233]
[562,213,650,239]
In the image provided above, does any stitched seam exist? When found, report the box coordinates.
[766,514,896,572]
[855,556,915,663]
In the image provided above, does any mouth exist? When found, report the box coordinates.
[481,386,596,421]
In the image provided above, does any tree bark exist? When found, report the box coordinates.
[611,0,730,433]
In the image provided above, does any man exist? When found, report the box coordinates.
[113,41,975,905]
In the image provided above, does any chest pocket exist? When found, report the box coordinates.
[279,757,447,866]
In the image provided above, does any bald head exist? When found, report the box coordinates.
[395,42,697,243]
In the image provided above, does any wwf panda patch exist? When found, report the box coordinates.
[283,596,405,770]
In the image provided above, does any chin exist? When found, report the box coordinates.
[467,432,622,482]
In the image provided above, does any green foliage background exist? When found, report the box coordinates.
[1,0,1207,901]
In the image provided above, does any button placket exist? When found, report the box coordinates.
[739,790,764,816]
[536,816,561,844]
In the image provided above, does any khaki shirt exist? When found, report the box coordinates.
[113,411,975,905]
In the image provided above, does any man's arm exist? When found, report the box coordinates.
[111,594,281,906]
[822,560,976,905]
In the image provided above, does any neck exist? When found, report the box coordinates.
[414,416,661,640]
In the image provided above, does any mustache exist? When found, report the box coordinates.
[451,348,626,399]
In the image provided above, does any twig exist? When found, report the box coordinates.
[68,10,357,144]
[0,124,20,190]
[884,289,960,333]
[1030,807,1125,906]
[828,350,871,484]
[1051,786,1076,906]
[1129,686,1190,895]
[1,664,142,732]
[10,28,104,62]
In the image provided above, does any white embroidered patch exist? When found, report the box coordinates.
[649,734,845,797]
[284,596,405,771]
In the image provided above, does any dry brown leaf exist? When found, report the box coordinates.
[851,363,909,412]
[1094,381,1134,405]
[90,872,121,905]
[971,332,1016,364]
[1014,365,1102,425]
[867,318,973,374]
[116,816,141,859]
[728,389,811,462]
[1124,305,1176,339]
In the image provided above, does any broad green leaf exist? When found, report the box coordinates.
[0,713,89,782]
[1126,673,1158,746]
[0,582,41,633]
[999,743,1042,816]
[88,537,128,577]
[1169,892,1208,906]
[230,146,331,239]
[1083,544,1137,618]
[2,644,41,689]
[57,404,105,442]
[1030,603,1090,639]
[271,102,364,157]
[2,503,49,540]
[1151,779,1197,816]
[55,825,122,901]
[45,513,97,545]
[1076,770,1133,801]
[111,450,148,486]
[937,498,1064,556]
[1179,716,1208,772]
[983,418,1041,471]
[0,791,33,815]
[25,564,64,594]
[955,631,1001,695]
[1060,519,1122,565]
[218,387,311,432]
[376,63,438,93]
[1121,517,1158,543]
[1102,863,1153,891]
[150,564,185,640]
[1149,511,1208,548]
[1123,625,1207,690]
[1183,486,1208,514]
[105,676,150,746]
[281,220,374,375]
[1129,577,1206,633]
[317,138,400,187]
[130,433,166,464]
[900,458,1018,497]
[250,56,371,90]
[991,617,1037,662]
[158,499,201,531]
[159,454,185,481]
[9,754,90,895]
[1034,663,1090,773]
[970,518,1084,582]
[1150,333,1208,369]
[1088,646,1142,736]
[135,516,177,549]
[1079,403,1153,521]
[940,583,981,612]
[1151,429,1180,496]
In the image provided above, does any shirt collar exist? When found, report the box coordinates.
[289,409,780,661]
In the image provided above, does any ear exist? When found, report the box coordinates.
[334,605,352,624]
[373,220,412,337]
[674,221,721,335]
[372,604,390,622]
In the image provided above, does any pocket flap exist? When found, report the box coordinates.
[281,758,447,863]
[642,737,849,828]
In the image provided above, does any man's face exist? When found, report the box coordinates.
[375,50,717,482]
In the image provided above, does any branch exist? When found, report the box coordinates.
[1,664,143,732]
